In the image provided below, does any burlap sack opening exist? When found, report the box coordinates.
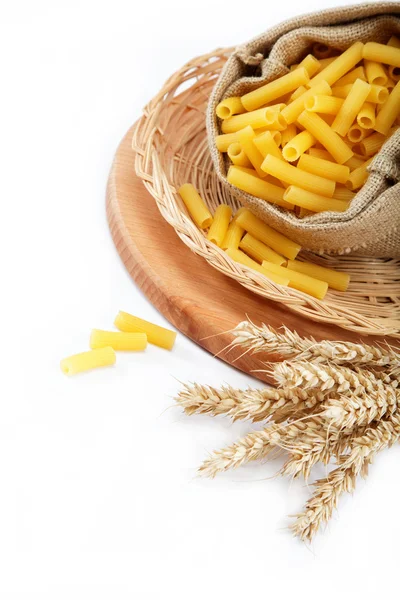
[206,3,400,256]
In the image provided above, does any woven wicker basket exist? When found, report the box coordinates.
[132,48,400,338]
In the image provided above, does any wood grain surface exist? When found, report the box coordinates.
[106,126,391,383]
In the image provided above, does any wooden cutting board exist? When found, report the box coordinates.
[106,126,390,383]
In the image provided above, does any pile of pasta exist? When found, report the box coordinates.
[60,311,177,375]
[178,183,349,300]
[214,38,400,216]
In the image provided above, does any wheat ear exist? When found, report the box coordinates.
[233,321,400,369]
[292,413,400,541]
[175,382,326,422]
[199,413,329,478]
[198,427,280,478]
[280,426,368,480]
[273,361,384,394]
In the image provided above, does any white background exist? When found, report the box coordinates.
[2,0,400,598]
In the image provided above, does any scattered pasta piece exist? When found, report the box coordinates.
[287,259,350,292]
[239,233,286,265]
[90,330,147,351]
[261,154,336,197]
[207,204,232,247]
[115,311,177,350]
[225,247,290,285]
[216,97,245,119]
[283,186,349,213]
[60,347,116,376]
[236,209,301,260]
[241,68,310,111]
[178,184,213,229]
[261,261,328,299]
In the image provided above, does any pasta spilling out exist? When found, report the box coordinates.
[178,183,350,300]
[214,38,400,217]
[61,312,177,375]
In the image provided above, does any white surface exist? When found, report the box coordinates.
[2,1,400,598]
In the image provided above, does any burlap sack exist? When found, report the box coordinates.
[206,3,400,256]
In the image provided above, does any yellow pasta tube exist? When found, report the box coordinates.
[297,154,350,184]
[333,186,356,202]
[269,130,282,145]
[282,131,316,162]
[364,61,388,86]
[347,124,369,144]
[60,347,116,375]
[216,132,240,152]
[362,42,400,67]
[261,261,328,299]
[280,123,298,147]
[232,166,258,176]
[227,142,252,167]
[388,65,400,82]
[289,85,307,102]
[357,131,386,156]
[295,54,321,77]
[178,184,213,229]
[262,109,286,131]
[374,81,400,135]
[261,154,336,198]
[225,247,290,286]
[345,158,373,190]
[239,233,286,265]
[316,56,338,69]
[216,97,245,119]
[308,42,364,87]
[357,102,376,129]
[90,330,147,351]
[208,204,232,247]
[227,166,293,209]
[335,66,367,86]
[221,209,246,250]
[305,94,343,115]
[283,186,348,213]
[237,126,267,178]
[320,114,335,126]
[254,126,284,140]
[287,260,350,292]
[332,79,371,136]
[308,147,334,161]
[334,83,389,104]
[114,311,177,350]
[241,67,310,111]
[253,131,283,159]
[221,107,282,134]
[344,155,365,170]
[297,110,353,164]
[236,209,301,260]
[281,80,331,124]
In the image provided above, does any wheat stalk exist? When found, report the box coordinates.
[233,320,400,369]
[292,413,400,541]
[323,384,399,431]
[273,361,382,394]
[199,413,330,478]
[198,426,280,478]
[175,382,326,422]
[273,362,399,429]
[280,426,368,480]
